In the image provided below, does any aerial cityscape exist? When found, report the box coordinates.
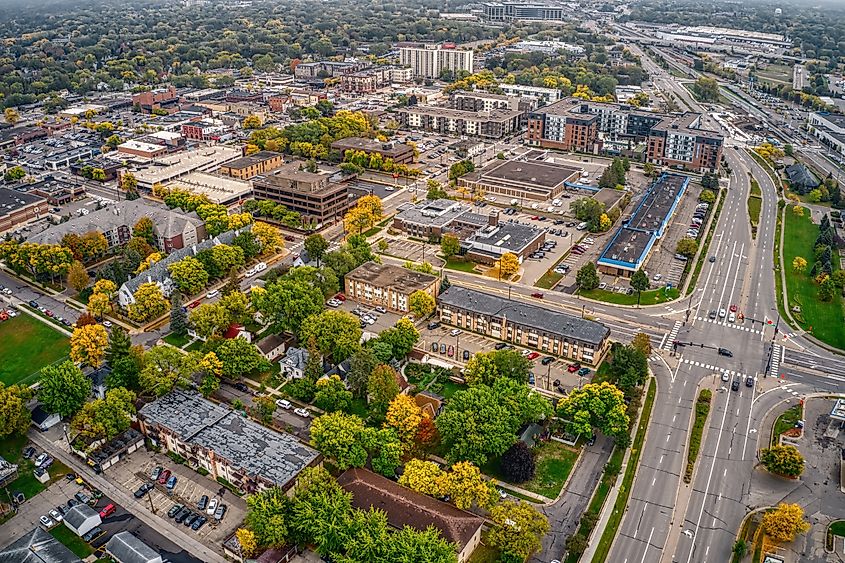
[0,0,843,562]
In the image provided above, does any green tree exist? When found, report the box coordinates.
[38,361,90,417]
[170,292,188,337]
[216,337,271,377]
[168,256,209,295]
[314,375,353,413]
[253,278,325,334]
[487,501,550,559]
[608,344,648,391]
[699,189,716,204]
[733,540,748,558]
[0,383,33,437]
[189,302,229,339]
[819,277,836,301]
[300,310,362,363]
[347,347,379,399]
[304,234,329,266]
[133,217,156,246]
[310,412,369,470]
[440,234,460,258]
[71,387,136,439]
[140,345,193,397]
[408,290,436,319]
[245,487,290,548]
[105,327,140,390]
[463,348,531,386]
[760,445,805,478]
[692,76,720,102]
[367,364,400,421]
[4,166,26,182]
[576,262,600,291]
[630,268,650,306]
[255,395,277,424]
[556,382,630,440]
[676,237,698,259]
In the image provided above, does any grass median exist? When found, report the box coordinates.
[591,377,656,563]
[581,286,680,306]
[684,389,712,483]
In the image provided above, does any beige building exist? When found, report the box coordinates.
[399,44,474,78]
[218,151,284,180]
[344,261,439,314]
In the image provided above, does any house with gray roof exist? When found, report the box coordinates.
[28,199,206,253]
[784,163,820,194]
[105,531,162,563]
[437,285,610,366]
[63,504,101,537]
[0,527,81,563]
[117,227,241,307]
[138,389,320,493]
[279,346,309,379]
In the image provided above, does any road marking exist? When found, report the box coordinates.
[639,527,656,563]
[662,321,682,351]
[651,477,656,487]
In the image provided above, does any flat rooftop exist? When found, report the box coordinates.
[439,285,609,346]
[167,172,252,204]
[222,151,282,170]
[346,261,437,292]
[479,159,579,188]
[465,221,544,254]
[402,106,522,121]
[0,188,46,214]
[395,198,476,228]
[134,146,242,185]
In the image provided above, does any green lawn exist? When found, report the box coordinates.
[468,537,501,563]
[163,332,191,348]
[581,286,680,306]
[685,390,712,483]
[783,208,845,349]
[521,440,580,499]
[535,268,565,290]
[0,314,70,386]
[0,434,71,503]
[184,340,204,352]
[50,524,94,558]
[443,257,477,273]
[830,520,845,537]
[771,404,803,446]
[748,195,762,238]
[439,380,466,400]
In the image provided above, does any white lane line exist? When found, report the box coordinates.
[639,527,656,563]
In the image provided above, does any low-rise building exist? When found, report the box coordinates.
[27,176,85,206]
[105,532,162,563]
[461,220,546,264]
[0,527,82,563]
[438,285,610,365]
[132,86,179,114]
[338,468,484,563]
[808,112,845,158]
[397,106,522,139]
[0,455,18,488]
[166,172,252,206]
[392,198,489,240]
[293,60,368,80]
[255,334,290,362]
[0,188,47,235]
[63,504,102,537]
[457,158,580,201]
[218,151,285,180]
[330,137,415,164]
[139,389,321,493]
[181,119,231,142]
[499,83,562,105]
[279,347,309,379]
[117,140,168,160]
[132,146,242,189]
[344,261,439,314]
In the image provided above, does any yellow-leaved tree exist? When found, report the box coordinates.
[70,324,110,367]
[385,393,424,447]
[761,503,810,542]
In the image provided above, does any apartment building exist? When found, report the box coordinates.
[646,114,723,172]
[399,44,474,79]
[397,106,522,139]
[294,60,368,80]
[438,286,610,366]
[344,261,439,314]
[218,151,285,180]
[252,161,352,227]
[808,112,845,158]
[499,83,562,105]
[340,67,413,93]
[139,389,321,494]
[481,1,570,22]
[132,86,179,114]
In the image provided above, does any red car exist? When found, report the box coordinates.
[729,304,738,312]
[99,503,116,518]
[45,310,54,317]
[531,216,540,220]
[531,292,544,299]
[527,352,541,360]
[188,300,201,309]
[157,469,171,484]
[335,293,346,301]
[567,363,581,373]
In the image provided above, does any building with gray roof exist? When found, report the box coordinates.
[138,389,321,493]
[0,527,81,563]
[392,198,490,240]
[105,531,162,563]
[63,504,101,537]
[784,163,820,194]
[462,221,545,264]
[437,285,610,366]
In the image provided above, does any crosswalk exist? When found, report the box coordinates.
[661,321,682,351]
[695,316,762,334]
[680,357,754,381]
[770,344,784,377]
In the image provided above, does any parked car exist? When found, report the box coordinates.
[166,475,178,490]
[431,342,438,352]
[567,363,581,373]
[133,484,150,498]
[427,321,440,330]
[531,292,544,299]
[745,375,755,387]
[527,352,540,360]
[731,378,740,391]
[197,495,209,511]
[48,509,63,522]
[151,466,162,480]
[168,504,184,518]
[34,453,49,467]
[39,515,54,528]
[157,469,171,484]
[81,527,103,542]
[175,507,192,523]
[541,356,554,366]
[205,290,219,299]
[191,515,208,531]
[99,504,115,518]
[184,513,199,527]
[22,446,35,459]
[577,367,591,376]
[275,399,292,409]
[495,342,508,350]
[213,504,227,521]
[462,350,470,361]
[449,328,462,336]
[439,343,447,354]
[233,382,249,392]
[294,407,310,418]
[207,497,218,515]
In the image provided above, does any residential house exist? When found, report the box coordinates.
[30,405,61,432]
[279,347,309,380]
[256,334,290,362]
[0,527,82,563]
[0,455,18,488]
[105,532,162,563]
[63,504,102,537]
[414,391,444,418]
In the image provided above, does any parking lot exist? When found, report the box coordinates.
[109,450,246,546]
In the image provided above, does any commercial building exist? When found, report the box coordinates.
[219,151,285,180]
[399,44,474,79]
[808,112,845,158]
[527,98,723,172]
[461,221,546,264]
[0,188,47,234]
[438,285,611,365]
[597,173,689,277]
[330,137,415,164]
[181,118,230,142]
[29,199,206,253]
[339,468,484,563]
[481,1,570,22]
[339,66,412,93]
[252,161,352,227]
[0,527,82,563]
[392,198,490,240]
[166,172,252,205]
[397,106,522,139]
[132,86,179,114]
[132,146,242,189]
[105,532,162,563]
[344,261,439,314]
[458,158,580,201]
[293,60,368,80]
[117,140,168,160]
[138,389,321,494]
[499,83,562,105]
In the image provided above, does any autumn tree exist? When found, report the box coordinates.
[487,500,550,559]
[128,282,169,322]
[631,332,652,357]
[4,108,20,124]
[385,393,424,447]
[761,503,810,542]
[70,323,109,367]
[408,290,436,319]
[243,114,263,129]
[676,237,698,259]
[235,529,258,558]
[67,260,90,292]
[444,461,497,510]
[792,256,807,273]
[38,361,90,417]
[498,252,519,278]
[198,352,223,397]
[398,459,447,497]
[252,221,285,254]
[168,256,209,295]
[367,364,400,421]
[440,234,460,258]
[0,384,33,437]
[133,217,156,246]
[760,445,805,478]
[71,387,136,440]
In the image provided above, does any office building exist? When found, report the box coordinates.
[330,137,415,164]
[808,112,845,158]
[166,172,252,205]
[457,158,579,201]
[399,44,474,79]
[218,151,285,180]
[132,86,179,114]
[499,83,562,105]
[132,146,242,189]
[438,286,611,365]
[344,261,439,314]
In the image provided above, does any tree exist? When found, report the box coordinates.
[408,290,436,319]
[71,387,136,440]
[4,108,20,124]
[761,503,810,542]
[676,237,698,259]
[310,412,369,470]
[189,303,229,339]
[440,234,460,258]
[819,277,836,301]
[437,378,550,465]
[105,327,140,390]
[499,252,519,278]
[609,344,648,392]
[0,384,33,437]
[235,529,258,558]
[374,317,419,360]
[347,347,378,399]
[38,361,90,417]
[487,501,550,559]
[139,345,192,397]
[643,162,656,178]
[300,310,362,364]
[630,268,650,306]
[632,332,652,357]
[87,292,111,318]
[760,445,805,478]
[170,293,188,337]
[120,173,139,198]
[133,217,156,246]
[216,337,271,377]
[792,205,805,217]
[168,257,209,295]
[367,364,400,421]
[243,114,263,129]
[198,352,223,397]
[557,382,630,440]
[733,540,748,558]
[245,487,290,548]
[255,395,277,424]
[4,166,26,182]
[67,260,90,292]
[304,234,329,265]
[385,393,423,447]
[444,461,497,510]
[314,375,353,413]
[576,262,600,291]
[70,323,109,367]
[252,222,285,254]
[500,441,536,483]
[692,76,720,102]
[792,256,808,273]
[699,189,716,204]
[463,349,530,386]
[128,282,169,322]
[399,459,447,497]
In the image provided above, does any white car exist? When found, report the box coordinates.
[206,498,218,515]
[255,262,267,272]
[653,274,662,281]
[520,349,531,357]
[728,312,736,323]
[102,320,112,328]
[718,308,726,318]
[49,509,63,522]
[275,399,292,409]
[294,407,310,418]
[375,306,387,314]
[39,515,54,528]
[327,299,340,308]
[449,329,462,336]
[245,267,257,277]
[206,290,220,299]
[1,288,10,295]
[6,309,16,317]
